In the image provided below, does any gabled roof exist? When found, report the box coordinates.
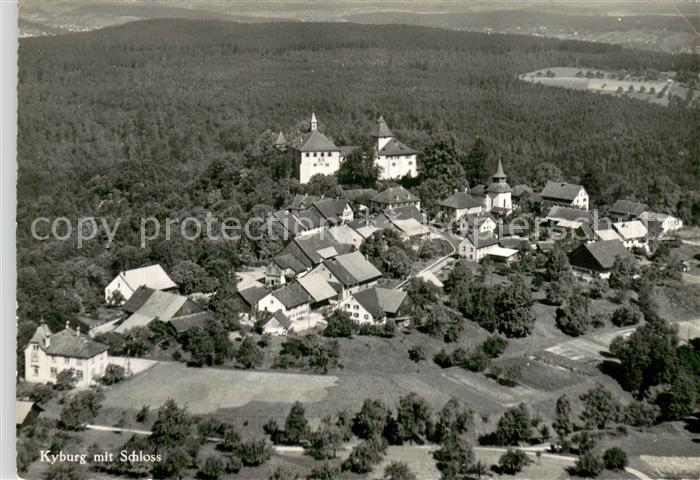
[113,264,177,293]
[469,185,487,196]
[372,116,395,138]
[297,272,338,303]
[438,192,483,210]
[272,254,307,274]
[461,232,500,249]
[378,138,417,156]
[353,287,408,318]
[272,283,311,309]
[392,218,430,237]
[387,205,424,223]
[312,198,350,221]
[372,186,419,205]
[347,219,382,239]
[169,312,212,334]
[639,211,678,222]
[609,199,648,217]
[289,130,340,152]
[237,285,269,307]
[121,286,156,314]
[296,208,324,230]
[323,251,382,287]
[289,194,322,211]
[594,228,622,242]
[264,311,292,330]
[285,231,354,267]
[541,181,585,202]
[613,220,648,241]
[568,239,635,271]
[545,206,594,224]
[32,325,108,359]
[126,290,188,321]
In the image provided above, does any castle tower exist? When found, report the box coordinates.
[372,116,394,151]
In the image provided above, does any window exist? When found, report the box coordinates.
[76,370,83,380]
[64,357,70,364]
[33,366,39,376]
[50,368,57,377]
[305,152,309,157]
[353,313,359,318]
[353,305,359,310]
[345,304,350,309]
[32,344,38,351]
[364,314,369,319]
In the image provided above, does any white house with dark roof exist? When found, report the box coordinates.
[261,311,294,335]
[257,283,311,322]
[613,220,648,250]
[265,253,308,287]
[25,322,109,387]
[310,250,383,299]
[371,186,420,210]
[337,287,409,324]
[639,211,683,234]
[608,199,648,221]
[458,232,501,262]
[437,191,484,222]
[541,181,589,210]
[372,116,418,180]
[104,264,177,304]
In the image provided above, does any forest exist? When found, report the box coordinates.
[15,20,700,354]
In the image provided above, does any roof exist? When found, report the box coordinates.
[461,232,500,249]
[545,206,593,224]
[127,290,188,321]
[353,287,408,318]
[609,199,648,217]
[32,325,109,359]
[263,311,292,330]
[372,116,395,138]
[169,312,212,334]
[323,251,383,287]
[438,192,483,210]
[16,401,39,425]
[289,194,322,211]
[297,272,338,303]
[275,131,286,146]
[273,254,307,274]
[272,283,311,309]
[348,220,381,239]
[312,198,350,221]
[392,218,430,237]
[639,211,677,222]
[387,205,424,223]
[372,186,419,205]
[613,220,648,241]
[487,246,519,258]
[238,285,269,306]
[569,239,635,271]
[296,208,323,230]
[594,228,622,242]
[114,264,177,293]
[541,181,585,202]
[493,158,507,179]
[121,286,156,314]
[286,231,354,266]
[463,213,495,228]
[289,130,340,152]
[487,180,512,194]
[378,138,417,156]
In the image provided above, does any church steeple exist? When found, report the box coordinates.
[311,112,318,132]
[493,156,507,182]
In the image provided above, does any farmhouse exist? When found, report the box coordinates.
[568,239,636,278]
[265,253,308,287]
[608,199,648,221]
[297,271,340,307]
[541,181,589,210]
[545,205,594,230]
[25,322,109,388]
[261,311,294,335]
[311,198,354,224]
[115,286,203,333]
[613,220,648,250]
[257,283,311,322]
[338,287,410,324]
[280,231,354,269]
[458,232,501,262]
[310,250,383,299]
[232,285,269,323]
[104,264,177,304]
[372,116,418,180]
[371,186,420,210]
[639,211,683,234]
[437,191,483,222]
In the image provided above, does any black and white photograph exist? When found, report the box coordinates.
[8,1,700,479]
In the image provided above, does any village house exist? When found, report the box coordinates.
[486,246,520,264]
[639,211,683,234]
[541,181,589,210]
[256,283,312,323]
[279,231,355,269]
[371,186,421,211]
[25,322,109,388]
[104,264,177,304]
[337,287,410,324]
[613,220,648,250]
[375,211,431,240]
[437,191,483,223]
[568,239,636,278]
[265,253,308,287]
[460,213,497,236]
[260,311,294,335]
[372,116,418,180]
[458,232,501,262]
[297,271,340,307]
[114,286,203,333]
[608,199,648,221]
[168,312,214,336]
[311,198,354,224]
[231,285,268,324]
[310,250,383,299]
[544,205,594,231]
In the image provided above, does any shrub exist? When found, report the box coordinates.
[603,447,628,470]
[481,335,508,358]
[408,345,425,363]
[433,349,453,368]
[342,438,386,473]
[623,401,660,427]
[224,454,242,474]
[100,364,126,385]
[497,448,531,474]
[308,462,340,480]
[237,439,272,467]
[611,307,641,327]
[198,455,224,480]
[574,451,605,477]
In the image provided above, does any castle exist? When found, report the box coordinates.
[278,113,418,184]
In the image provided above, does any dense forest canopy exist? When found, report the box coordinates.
[15,20,700,345]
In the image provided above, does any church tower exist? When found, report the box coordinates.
[310,112,318,132]
[486,157,512,214]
